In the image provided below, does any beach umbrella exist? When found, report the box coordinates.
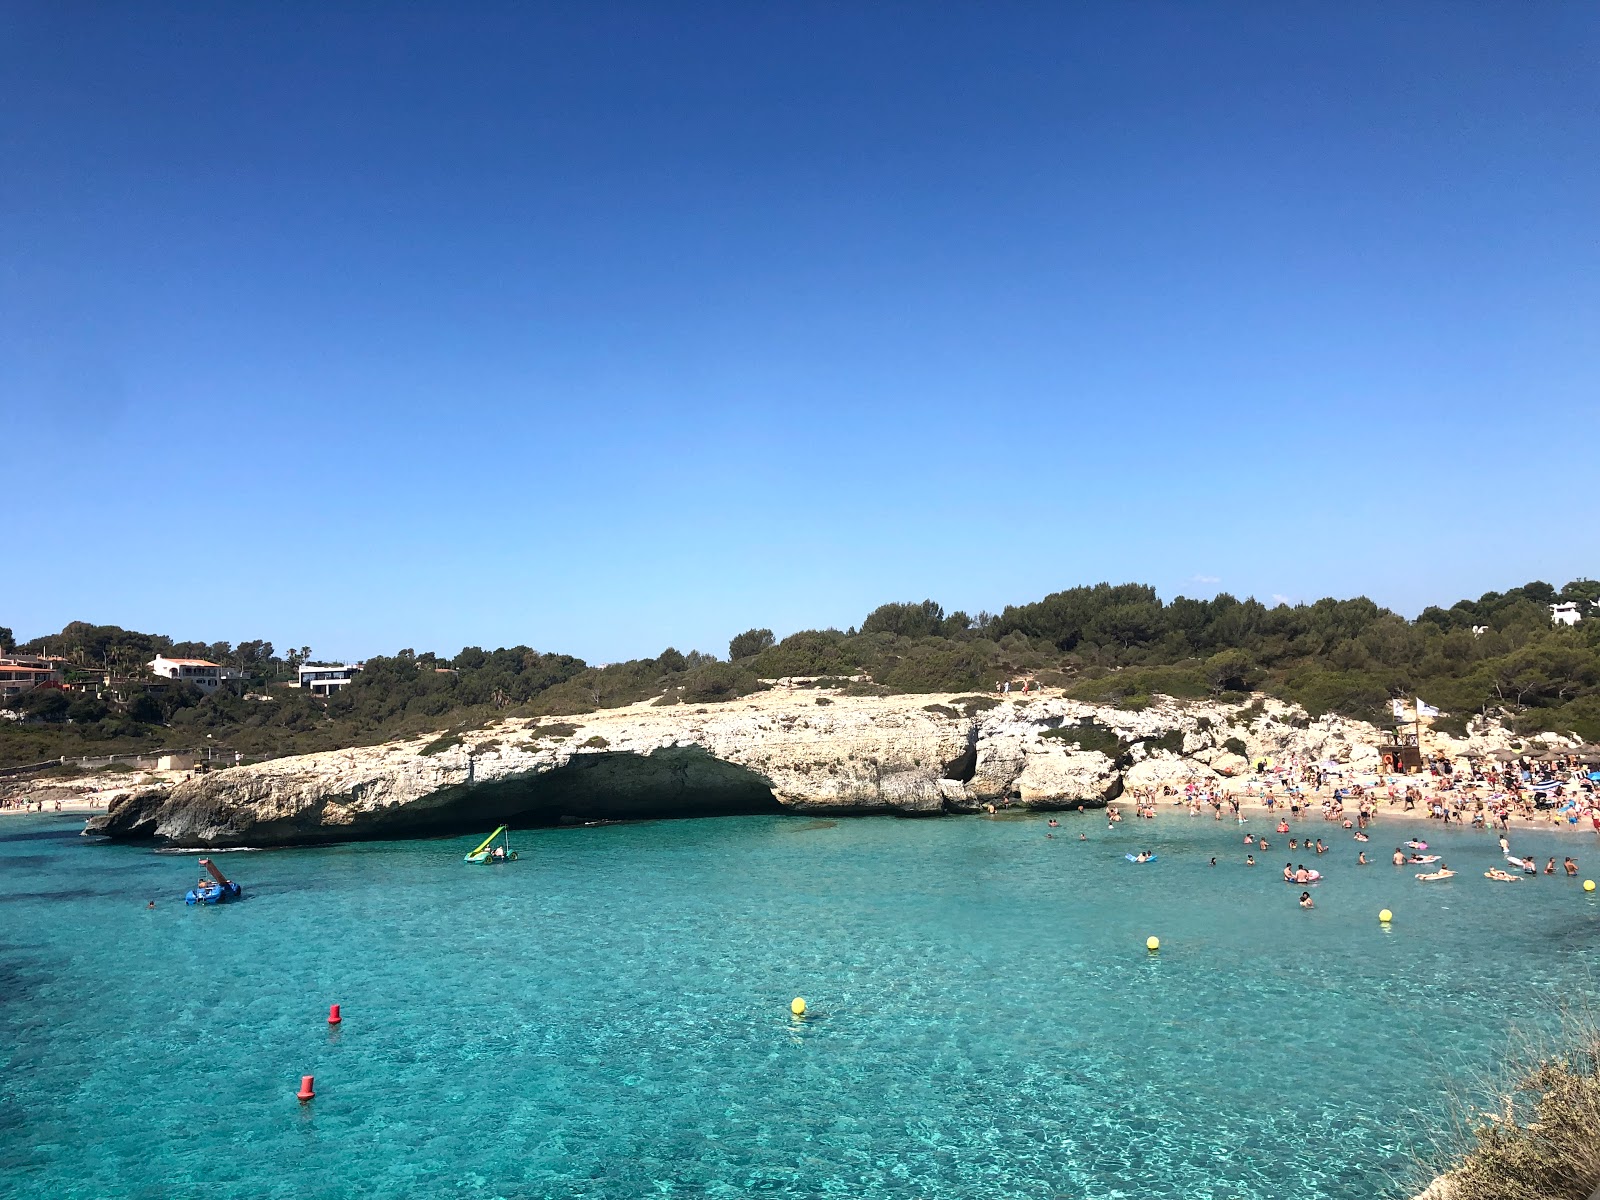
[1490,749,1518,761]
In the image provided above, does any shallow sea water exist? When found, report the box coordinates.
[2,809,1598,1199]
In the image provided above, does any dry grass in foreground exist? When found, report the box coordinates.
[1429,1026,1600,1200]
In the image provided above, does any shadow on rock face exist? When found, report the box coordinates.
[90,747,784,847]
[466,746,783,827]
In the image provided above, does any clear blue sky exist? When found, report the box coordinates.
[4,3,1597,662]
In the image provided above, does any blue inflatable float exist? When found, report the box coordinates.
[1125,854,1158,863]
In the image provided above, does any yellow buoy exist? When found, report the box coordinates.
[790,997,806,1016]
[1586,880,1596,893]
[1145,936,1160,951]
[1379,909,1393,923]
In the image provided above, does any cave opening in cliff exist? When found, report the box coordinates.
[442,746,784,831]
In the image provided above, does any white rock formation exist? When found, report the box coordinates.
[85,685,1536,847]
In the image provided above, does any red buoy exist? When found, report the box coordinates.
[297,1074,315,1102]
[328,1004,341,1025]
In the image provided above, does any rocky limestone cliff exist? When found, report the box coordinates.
[84,684,1535,848]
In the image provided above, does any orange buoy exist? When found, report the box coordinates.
[328,1004,341,1025]
[297,1074,315,1102]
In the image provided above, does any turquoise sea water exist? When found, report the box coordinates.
[3,810,1598,1200]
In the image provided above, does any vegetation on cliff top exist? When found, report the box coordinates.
[3,577,1597,769]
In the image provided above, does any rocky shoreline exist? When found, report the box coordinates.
[79,683,1544,849]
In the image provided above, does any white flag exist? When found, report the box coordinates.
[1415,697,1440,719]
[1391,699,1407,720]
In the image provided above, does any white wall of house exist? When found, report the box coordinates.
[148,656,243,691]
[298,664,362,696]
[1550,602,1585,627]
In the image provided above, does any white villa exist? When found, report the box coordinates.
[147,656,243,691]
[1550,601,1588,627]
[298,663,363,696]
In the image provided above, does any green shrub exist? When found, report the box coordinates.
[419,733,462,756]
[1223,736,1248,757]
[1140,730,1185,756]
[682,663,761,704]
[1041,719,1123,758]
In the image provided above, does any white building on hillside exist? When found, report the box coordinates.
[148,656,243,691]
[1550,602,1586,627]
[298,663,362,696]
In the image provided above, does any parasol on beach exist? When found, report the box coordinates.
[1489,749,1519,762]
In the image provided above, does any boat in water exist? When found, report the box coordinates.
[464,825,518,864]
[185,857,243,905]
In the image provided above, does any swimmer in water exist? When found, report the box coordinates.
[1259,837,1270,850]
[1546,858,1557,876]
[1282,863,1293,881]
[1299,891,1314,909]
[1392,849,1407,866]
[1245,854,1256,866]
[1048,818,1059,827]
[1244,833,1254,844]
[146,900,155,909]
[1209,856,1217,867]
[1315,839,1327,855]
[1357,851,1369,865]
[1565,857,1579,876]
[1079,833,1087,841]
[1289,838,1298,850]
